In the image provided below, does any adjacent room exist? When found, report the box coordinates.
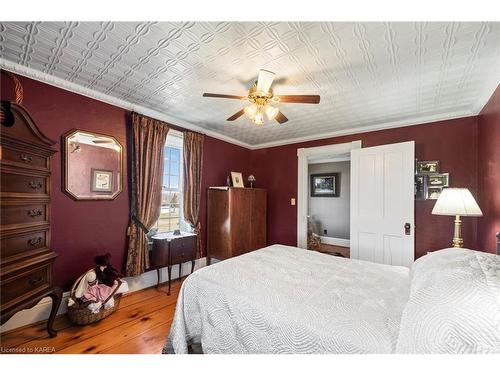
[1,12,500,361]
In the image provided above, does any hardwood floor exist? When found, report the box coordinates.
[318,243,350,258]
[0,282,181,354]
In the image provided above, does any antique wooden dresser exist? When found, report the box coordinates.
[0,102,62,336]
[207,187,267,264]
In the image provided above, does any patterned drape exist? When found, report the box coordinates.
[126,113,169,276]
[183,131,204,257]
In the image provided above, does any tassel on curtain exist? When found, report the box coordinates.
[126,113,169,276]
[183,131,204,257]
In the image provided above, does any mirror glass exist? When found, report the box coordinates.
[64,129,123,200]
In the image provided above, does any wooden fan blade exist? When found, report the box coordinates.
[275,111,288,124]
[227,109,245,121]
[203,93,245,100]
[277,95,320,104]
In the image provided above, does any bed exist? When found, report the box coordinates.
[164,244,500,354]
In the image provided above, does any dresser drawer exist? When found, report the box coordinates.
[1,202,50,230]
[1,228,49,261]
[170,237,196,265]
[0,263,51,310]
[1,171,49,196]
[1,146,49,170]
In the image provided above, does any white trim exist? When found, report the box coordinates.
[0,59,252,150]
[251,111,474,149]
[308,156,351,164]
[297,140,361,249]
[320,236,350,248]
[0,257,207,333]
[0,60,480,151]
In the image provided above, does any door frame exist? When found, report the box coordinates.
[297,140,362,248]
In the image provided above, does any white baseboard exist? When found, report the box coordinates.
[320,236,350,248]
[0,257,207,333]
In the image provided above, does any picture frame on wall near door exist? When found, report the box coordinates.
[310,173,340,197]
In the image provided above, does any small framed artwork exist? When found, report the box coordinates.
[310,173,339,197]
[427,173,449,187]
[91,169,113,193]
[230,171,244,188]
[427,186,443,200]
[416,160,440,174]
[414,175,426,200]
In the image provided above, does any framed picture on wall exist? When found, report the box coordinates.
[91,169,114,193]
[427,186,443,200]
[310,173,340,197]
[427,173,449,187]
[416,160,440,174]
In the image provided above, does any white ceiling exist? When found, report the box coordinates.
[1,22,499,148]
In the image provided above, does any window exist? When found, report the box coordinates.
[153,131,184,233]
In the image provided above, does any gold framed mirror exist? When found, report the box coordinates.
[63,129,123,200]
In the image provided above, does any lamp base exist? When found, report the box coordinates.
[452,215,464,248]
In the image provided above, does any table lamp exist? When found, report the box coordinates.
[432,188,482,248]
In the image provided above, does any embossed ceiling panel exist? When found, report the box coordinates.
[1,22,499,147]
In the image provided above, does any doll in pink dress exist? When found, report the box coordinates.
[68,253,128,313]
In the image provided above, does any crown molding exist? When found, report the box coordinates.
[0,59,253,150]
[250,110,476,150]
[1,60,479,152]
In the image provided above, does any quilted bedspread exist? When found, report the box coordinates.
[164,245,410,354]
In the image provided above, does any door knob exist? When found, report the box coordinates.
[404,223,411,235]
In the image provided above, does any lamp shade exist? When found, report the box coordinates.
[432,188,483,217]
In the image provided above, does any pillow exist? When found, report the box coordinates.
[396,248,500,353]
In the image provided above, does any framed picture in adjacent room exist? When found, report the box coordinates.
[310,173,340,197]
[91,169,114,193]
[416,160,440,174]
[230,171,244,188]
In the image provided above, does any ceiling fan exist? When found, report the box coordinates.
[202,69,320,125]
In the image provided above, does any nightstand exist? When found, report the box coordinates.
[151,232,197,295]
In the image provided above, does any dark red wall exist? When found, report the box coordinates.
[1,73,250,288]
[477,85,500,254]
[2,71,495,289]
[251,117,480,259]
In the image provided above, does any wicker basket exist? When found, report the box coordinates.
[67,269,123,325]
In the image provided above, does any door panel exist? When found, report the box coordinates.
[351,141,414,267]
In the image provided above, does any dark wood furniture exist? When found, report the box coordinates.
[207,187,267,263]
[0,103,62,337]
[151,232,197,295]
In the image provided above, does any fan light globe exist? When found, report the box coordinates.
[265,105,279,120]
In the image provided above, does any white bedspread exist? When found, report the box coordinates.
[165,245,410,354]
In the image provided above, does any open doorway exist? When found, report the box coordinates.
[308,157,351,257]
[297,141,361,256]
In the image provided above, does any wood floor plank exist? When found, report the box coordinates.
[101,321,173,354]
[0,315,71,348]
[16,291,178,352]
[57,305,176,353]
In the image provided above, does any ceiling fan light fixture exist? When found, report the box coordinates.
[244,104,258,119]
[253,111,264,125]
[265,105,279,120]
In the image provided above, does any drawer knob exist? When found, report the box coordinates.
[20,154,33,164]
[27,209,43,217]
[27,237,43,246]
[28,180,43,189]
[28,276,44,286]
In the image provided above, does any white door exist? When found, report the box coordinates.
[350,141,415,267]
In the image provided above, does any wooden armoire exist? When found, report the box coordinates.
[207,187,267,263]
[0,102,62,336]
